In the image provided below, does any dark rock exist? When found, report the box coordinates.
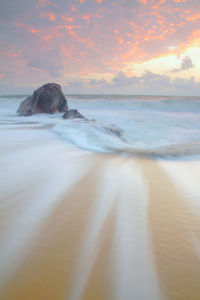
[103,125,122,138]
[63,109,87,120]
[17,83,68,116]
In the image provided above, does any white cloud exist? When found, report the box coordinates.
[66,71,200,96]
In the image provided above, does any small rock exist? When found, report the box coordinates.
[63,109,87,120]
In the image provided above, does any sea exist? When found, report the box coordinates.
[1,94,200,158]
[1,94,200,300]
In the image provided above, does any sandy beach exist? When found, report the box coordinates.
[1,123,200,300]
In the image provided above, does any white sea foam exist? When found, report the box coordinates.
[1,94,200,157]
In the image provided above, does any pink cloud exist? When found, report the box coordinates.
[43,35,53,41]
[38,0,50,7]
[65,25,81,30]
[0,50,19,58]
[173,0,187,2]
[83,15,91,23]
[71,5,78,12]
[47,12,56,21]
[186,13,200,21]
[30,29,40,34]
[62,16,73,22]
[1,0,200,91]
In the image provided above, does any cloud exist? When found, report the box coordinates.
[89,78,107,85]
[0,0,38,23]
[65,80,84,89]
[25,47,64,77]
[0,0,200,94]
[77,71,200,96]
[181,56,194,70]
[170,56,194,72]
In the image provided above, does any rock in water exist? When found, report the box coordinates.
[102,125,122,138]
[63,109,87,120]
[17,83,68,116]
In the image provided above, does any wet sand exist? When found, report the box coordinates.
[1,125,200,300]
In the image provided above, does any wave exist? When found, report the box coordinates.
[50,118,200,159]
[1,115,200,159]
[1,95,200,159]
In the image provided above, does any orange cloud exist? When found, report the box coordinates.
[144,34,165,41]
[186,13,200,21]
[43,35,53,41]
[57,24,81,39]
[129,21,138,29]
[87,39,94,48]
[125,33,132,37]
[95,0,102,3]
[68,30,78,38]
[148,29,155,34]
[140,0,147,4]
[63,25,81,39]
[47,12,56,21]
[157,19,165,25]
[65,25,81,30]
[0,50,19,58]
[188,30,200,47]
[62,16,73,22]
[83,15,91,23]
[95,13,103,18]
[166,29,200,58]
[0,74,4,80]
[38,0,50,7]
[162,28,176,34]
[60,45,73,58]
[30,29,40,34]
[173,0,187,2]
[77,51,86,56]
[152,5,159,9]
[71,5,78,12]
[115,36,124,44]
[15,23,24,28]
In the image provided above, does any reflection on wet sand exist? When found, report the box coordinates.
[143,160,200,300]
[1,126,200,300]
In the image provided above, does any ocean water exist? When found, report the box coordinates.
[1,94,200,158]
[1,94,200,300]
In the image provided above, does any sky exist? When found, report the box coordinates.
[0,0,200,95]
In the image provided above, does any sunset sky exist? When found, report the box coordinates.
[0,0,200,95]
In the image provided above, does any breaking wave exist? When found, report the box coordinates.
[1,95,200,159]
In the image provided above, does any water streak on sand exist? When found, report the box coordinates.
[1,95,200,299]
[0,128,92,290]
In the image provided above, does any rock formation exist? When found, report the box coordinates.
[16,83,123,140]
[17,83,68,116]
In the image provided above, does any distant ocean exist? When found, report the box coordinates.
[1,94,200,300]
